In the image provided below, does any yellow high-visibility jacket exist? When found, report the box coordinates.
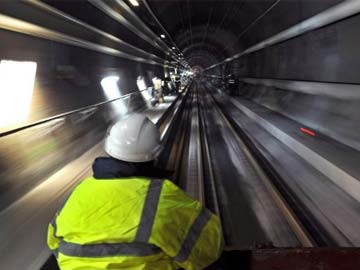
[48,177,222,270]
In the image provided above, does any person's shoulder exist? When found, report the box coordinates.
[161,180,195,199]
[161,179,186,192]
[161,179,177,187]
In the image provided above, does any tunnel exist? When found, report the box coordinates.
[1,0,360,269]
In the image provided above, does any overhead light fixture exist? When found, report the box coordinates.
[129,0,139,6]
[101,76,120,100]
[137,77,152,101]
[101,75,128,115]
[136,77,147,91]
[0,60,37,127]
[172,47,176,50]
[160,34,166,39]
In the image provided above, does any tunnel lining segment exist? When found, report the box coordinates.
[241,78,360,100]
[205,0,360,70]
[230,98,360,204]
[24,0,164,63]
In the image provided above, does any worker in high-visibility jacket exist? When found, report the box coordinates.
[47,113,222,270]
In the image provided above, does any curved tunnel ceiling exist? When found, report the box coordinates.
[146,0,280,70]
[145,0,342,73]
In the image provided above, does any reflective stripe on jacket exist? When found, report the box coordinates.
[47,177,222,270]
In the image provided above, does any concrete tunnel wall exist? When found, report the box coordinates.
[1,0,358,215]
[232,7,360,152]
[0,1,175,213]
[183,0,360,152]
[1,1,360,267]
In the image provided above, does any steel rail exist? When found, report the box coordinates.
[182,85,205,202]
[158,85,192,139]
[207,90,315,247]
[194,87,205,204]
[169,92,194,184]
[156,93,192,182]
[197,88,222,224]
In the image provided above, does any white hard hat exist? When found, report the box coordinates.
[104,113,162,162]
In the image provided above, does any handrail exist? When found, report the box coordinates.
[0,13,166,66]
[89,0,185,67]
[24,0,164,63]
[0,90,146,138]
[155,81,192,128]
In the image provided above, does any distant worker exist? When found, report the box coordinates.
[162,76,173,96]
[174,75,181,92]
[47,113,222,270]
[153,77,164,103]
[165,76,176,95]
[227,74,238,96]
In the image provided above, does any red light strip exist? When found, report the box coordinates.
[300,127,316,137]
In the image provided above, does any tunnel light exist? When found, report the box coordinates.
[160,34,166,39]
[136,77,147,91]
[129,0,139,6]
[0,60,37,127]
[111,98,127,115]
[172,47,176,50]
[101,76,128,115]
[137,77,151,101]
[101,76,120,100]
[152,77,162,91]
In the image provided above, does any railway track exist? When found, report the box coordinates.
[164,79,360,252]
[164,81,314,249]
[40,78,322,269]
[205,85,313,248]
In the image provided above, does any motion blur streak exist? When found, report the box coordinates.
[101,76,121,99]
[0,60,37,127]
[101,76,127,115]
[129,0,139,7]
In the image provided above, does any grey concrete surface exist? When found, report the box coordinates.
[199,83,299,248]
[214,92,360,246]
